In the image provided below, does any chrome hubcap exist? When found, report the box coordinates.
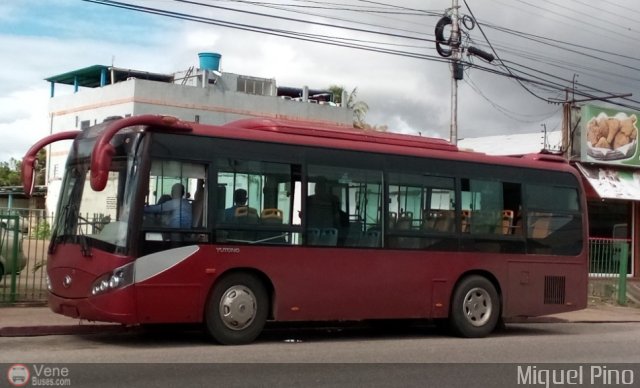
[219,285,257,330]
[463,287,492,327]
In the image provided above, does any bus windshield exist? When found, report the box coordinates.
[52,128,144,255]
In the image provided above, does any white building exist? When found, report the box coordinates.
[458,131,562,155]
[44,53,353,213]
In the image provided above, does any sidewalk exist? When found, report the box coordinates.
[513,303,640,323]
[2,303,640,337]
[0,306,123,337]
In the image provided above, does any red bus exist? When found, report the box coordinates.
[22,115,588,344]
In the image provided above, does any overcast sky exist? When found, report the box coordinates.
[2,0,640,160]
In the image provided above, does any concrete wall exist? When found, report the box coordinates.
[130,78,350,125]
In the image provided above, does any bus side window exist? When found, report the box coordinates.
[215,158,301,245]
[387,172,456,250]
[306,166,381,247]
[525,185,582,255]
[144,160,206,231]
[461,179,521,236]
[529,213,552,239]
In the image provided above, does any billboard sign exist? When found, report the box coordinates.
[581,104,639,166]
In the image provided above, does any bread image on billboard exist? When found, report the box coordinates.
[586,112,638,161]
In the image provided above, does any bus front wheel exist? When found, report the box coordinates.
[205,273,268,345]
[449,275,500,338]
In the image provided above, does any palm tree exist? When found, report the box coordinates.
[328,85,369,129]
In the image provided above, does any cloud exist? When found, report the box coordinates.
[0,30,185,161]
[0,88,49,160]
[2,0,640,165]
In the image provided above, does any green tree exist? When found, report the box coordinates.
[0,158,21,186]
[328,85,369,129]
[0,149,46,187]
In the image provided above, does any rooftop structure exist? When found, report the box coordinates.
[44,52,353,212]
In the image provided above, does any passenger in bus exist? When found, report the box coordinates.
[306,179,346,228]
[224,189,258,222]
[157,194,172,205]
[144,183,193,228]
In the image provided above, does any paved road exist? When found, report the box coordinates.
[3,322,640,387]
[2,321,640,363]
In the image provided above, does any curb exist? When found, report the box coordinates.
[505,317,568,324]
[0,324,125,337]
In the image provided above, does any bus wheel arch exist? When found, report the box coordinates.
[204,269,273,345]
[448,271,502,338]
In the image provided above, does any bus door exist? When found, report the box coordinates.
[140,159,208,256]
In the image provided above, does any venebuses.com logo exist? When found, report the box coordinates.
[6,364,72,387]
[6,364,30,387]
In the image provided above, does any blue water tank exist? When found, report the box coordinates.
[198,52,221,71]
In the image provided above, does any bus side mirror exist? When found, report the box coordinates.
[90,143,115,192]
[89,115,192,192]
[21,130,81,198]
[21,155,37,197]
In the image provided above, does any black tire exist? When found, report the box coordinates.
[449,275,500,338]
[204,273,268,345]
[0,262,4,282]
[433,318,450,334]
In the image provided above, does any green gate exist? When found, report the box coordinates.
[589,238,630,305]
[0,209,50,306]
[0,214,22,303]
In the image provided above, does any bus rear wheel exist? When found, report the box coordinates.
[449,275,499,338]
[205,273,268,345]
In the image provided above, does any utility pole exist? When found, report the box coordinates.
[560,75,577,158]
[435,1,493,146]
[449,0,461,145]
[561,89,570,158]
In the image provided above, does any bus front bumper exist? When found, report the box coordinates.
[48,287,138,325]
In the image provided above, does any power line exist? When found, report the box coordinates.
[588,0,640,18]
[461,0,552,103]
[355,0,442,16]
[487,0,640,49]
[464,72,561,124]
[171,0,430,42]
[83,0,640,111]
[482,23,640,66]
[212,0,436,39]
[511,0,640,43]
[82,0,442,58]
[223,0,428,15]
[564,0,639,24]
[533,0,640,37]
[486,43,640,86]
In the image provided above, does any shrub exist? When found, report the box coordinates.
[34,220,51,239]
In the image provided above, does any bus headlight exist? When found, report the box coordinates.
[91,262,134,296]
[45,273,52,292]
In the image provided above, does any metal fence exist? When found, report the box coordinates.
[0,207,635,306]
[0,208,113,305]
[0,208,50,305]
[588,238,630,305]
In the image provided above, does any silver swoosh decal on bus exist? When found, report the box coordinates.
[134,245,200,283]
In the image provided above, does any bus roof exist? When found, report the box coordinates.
[223,118,459,152]
[183,117,574,174]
